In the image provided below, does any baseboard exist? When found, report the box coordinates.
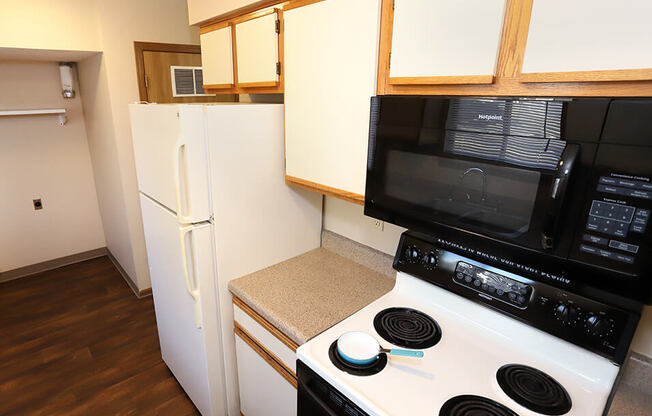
[105,250,152,299]
[0,247,108,283]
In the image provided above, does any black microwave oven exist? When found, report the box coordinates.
[365,96,652,304]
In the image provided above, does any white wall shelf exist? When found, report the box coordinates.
[0,109,67,125]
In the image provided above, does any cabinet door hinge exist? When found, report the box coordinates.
[392,0,395,10]
[276,62,281,76]
[275,19,281,34]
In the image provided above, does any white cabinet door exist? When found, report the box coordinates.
[522,0,652,80]
[389,0,506,83]
[200,26,235,87]
[235,12,279,85]
[235,336,297,416]
[284,0,381,197]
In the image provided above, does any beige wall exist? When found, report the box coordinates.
[187,0,267,25]
[323,196,405,255]
[0,0,101,52]
[323,196,652,358]
[77,0,200,290]
[1,0,199,290]
[632,308,652,357]
[0,60,105,272]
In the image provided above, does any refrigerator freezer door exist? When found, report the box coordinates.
[130,104,212,223]
[140,193,226,416]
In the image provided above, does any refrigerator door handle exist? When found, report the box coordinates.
[179,224,202,328]
[175,139,193,225]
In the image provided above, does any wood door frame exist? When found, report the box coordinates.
[134,41,203,102]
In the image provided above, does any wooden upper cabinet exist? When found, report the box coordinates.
[521,0,652,83]
[388,0,507,85]
[200,25,235,88]
[234,11,280,87]
[284,0,381,203]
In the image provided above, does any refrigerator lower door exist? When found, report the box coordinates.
[130,104,212,223]
[140,193,226,416]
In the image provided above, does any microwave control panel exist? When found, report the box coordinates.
[578,172,651,273]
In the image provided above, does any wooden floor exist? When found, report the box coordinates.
[0,256,200,416]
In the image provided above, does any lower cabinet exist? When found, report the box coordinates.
[235,335,297,416]
[233,297,298,416]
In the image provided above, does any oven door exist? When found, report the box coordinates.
[365,96,579,252]
[297,360,370,416]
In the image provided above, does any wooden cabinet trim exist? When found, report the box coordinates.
[378,1,505,93]
[285,175,365,206]
[234,322,298,388]
[379,0,652,96]
[233,296,299,352]
[200,20,231,35]
[282,0,326,12]
[231,6,278,24]
[194,0,284,28]
[388,75,495,86]
[202,7,283,93]
[237,81,279,88]
[231,23,240,88]
[203,83,235,89]
[520,69,652,84]
[376,0,394,95]
[198,0,325,31]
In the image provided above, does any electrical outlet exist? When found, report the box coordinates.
[33,198,43,210]
[372,219,384,231]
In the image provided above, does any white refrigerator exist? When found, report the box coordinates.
[129,103,322,416]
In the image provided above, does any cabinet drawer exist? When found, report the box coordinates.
[233,297,298,373]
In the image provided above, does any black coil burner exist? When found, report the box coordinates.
[439,395,518,416]
[497,364,572,415]
[373,307,441,349]
[328,341,387,376]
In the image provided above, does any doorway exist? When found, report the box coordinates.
[134,41,236,104]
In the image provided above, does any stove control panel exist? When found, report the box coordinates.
[453,262,532,309]
[395,231,640,364]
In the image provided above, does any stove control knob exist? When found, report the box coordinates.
[554,303,579,324]
[422,251,438,270]
[585,315,614,338]
[404,245,421,263]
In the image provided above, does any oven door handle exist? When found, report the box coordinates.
[542,143,580,249]
[300,382,342,416]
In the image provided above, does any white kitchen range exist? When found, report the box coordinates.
[296,96,651,416]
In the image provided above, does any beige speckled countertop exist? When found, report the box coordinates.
[228,247,395,345]
[608,353,652,416]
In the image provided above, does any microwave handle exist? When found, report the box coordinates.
[542,144,580,249]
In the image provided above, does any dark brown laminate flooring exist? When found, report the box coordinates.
[0,256,200,416]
